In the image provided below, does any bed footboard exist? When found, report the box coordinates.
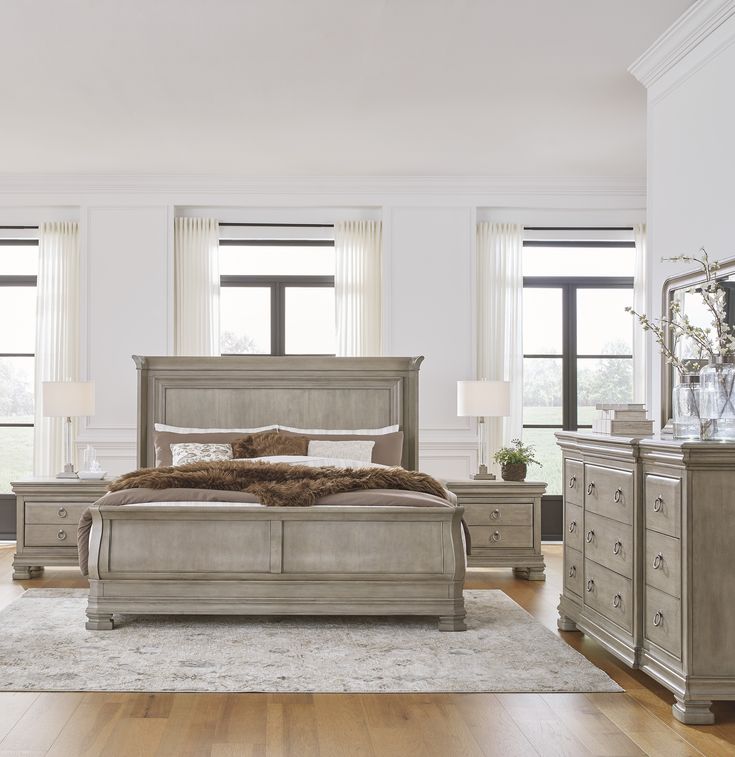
[85,503,466,631]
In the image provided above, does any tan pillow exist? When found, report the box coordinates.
[280,430,404,467]
[232,430,309,459]
[154,430,249,467]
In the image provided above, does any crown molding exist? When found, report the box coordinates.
[629,0,735,88]
[0,173,646,202]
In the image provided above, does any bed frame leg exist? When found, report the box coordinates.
[86,611,114,631]
[438,614,467,632]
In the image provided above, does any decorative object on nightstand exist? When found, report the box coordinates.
[456,380,510,480]
[492,439,540,482]
[42,381,95,478]
[445,478,546,580]
[12,478,109,579]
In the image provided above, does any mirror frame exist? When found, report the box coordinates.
[661,255,735,427]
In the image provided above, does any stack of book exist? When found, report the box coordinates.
[591,404,654,436]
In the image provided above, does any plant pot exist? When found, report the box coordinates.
[501,462,527,482]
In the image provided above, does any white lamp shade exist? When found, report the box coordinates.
[43,381,95,417]
[457,380,510,417]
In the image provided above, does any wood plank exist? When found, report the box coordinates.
[0,693,83,754]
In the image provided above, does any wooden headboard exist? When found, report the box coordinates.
[133,355,424,470]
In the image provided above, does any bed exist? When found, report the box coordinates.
[83,355,467,631]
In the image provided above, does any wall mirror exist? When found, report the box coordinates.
[661,255,735,426]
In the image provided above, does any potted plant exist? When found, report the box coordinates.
[493,439,541,482]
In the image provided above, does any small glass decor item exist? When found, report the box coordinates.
[699,357,735,441]
[672,373,703,440]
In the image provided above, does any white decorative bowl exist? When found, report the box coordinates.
[78,470,107,480]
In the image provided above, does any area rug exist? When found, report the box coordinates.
[0,589,621,693]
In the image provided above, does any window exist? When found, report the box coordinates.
[522,229,635,515]
[219,225,336,355]
[0,231,38,493]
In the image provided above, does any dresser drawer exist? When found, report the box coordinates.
[645,529,681,598]
[470,525,533,549]
[25,502,88,525]
[644,474,681,538]
[584,464,633,525]
[565,502,584,552]
[584,559,633,633]
[583,512,633,579]
[25,524,78,548]
[645,585,682,659]
[565,546,584,597]
[462,502,533,527]
[565,459,584,506]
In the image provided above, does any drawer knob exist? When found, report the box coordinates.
[568,565,576,578]
[586,579,595,592]
[614,487,623,504]
[585,529,595,543]
[568,520,577,533]
[57,529,67,541]
[653,552,664,570]
[586,482,595,495]
[490,508,500,520]
[653,610,664,627]
[490,530,501,542]
[568,475,576,488]
[613,540,623,556]
[653,495,664,513]
[612,593,622,608]
[57,507,67,518]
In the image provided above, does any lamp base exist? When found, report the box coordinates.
[471,472,497,480]
[56,462,78,479]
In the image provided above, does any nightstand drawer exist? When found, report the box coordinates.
[565,502,583,552]
[584,464,633,525]
[584,559,633,633]
[583,511,633,579]
[565,546,584,597]
[462,502,533,526]
[471,525,533,548]
[25,502,88,525]
[25,525,78,547]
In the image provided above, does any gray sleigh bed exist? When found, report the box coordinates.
[84,356,467,631]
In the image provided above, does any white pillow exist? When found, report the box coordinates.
[281,424,399,435]
[170,442,234,466]
[308,440,375,462]
[155,423,277,434]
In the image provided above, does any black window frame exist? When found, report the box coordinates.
[219,236,336,357]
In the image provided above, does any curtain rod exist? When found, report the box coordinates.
[523,226,634,231]
[218,222,334,228]
[0,225,39,230]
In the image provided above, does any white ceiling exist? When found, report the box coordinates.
[0,0,691,177]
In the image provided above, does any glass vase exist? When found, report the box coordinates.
[672,373,703,440]
[699,357,735,441]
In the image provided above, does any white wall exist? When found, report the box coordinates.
[0,176,645,477]
[632,3,735,423]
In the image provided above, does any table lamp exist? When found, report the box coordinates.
[457,380,511,480]
[42,381,95,479]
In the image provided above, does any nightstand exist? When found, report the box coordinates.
[11,478,110,579]
[446,479,547,580]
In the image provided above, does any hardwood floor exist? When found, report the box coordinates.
[1,544,734,756]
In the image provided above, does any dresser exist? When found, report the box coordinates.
[445,480,546,579]
[556,432,735,724]
[12,478,110,579]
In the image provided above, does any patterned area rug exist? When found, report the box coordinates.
[0,589,621,693]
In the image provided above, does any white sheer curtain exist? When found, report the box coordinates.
[476,222,524,475]
[174,218,220,356]
[334,220,382,356]
[633,224,647,403]
[33,222,81,476]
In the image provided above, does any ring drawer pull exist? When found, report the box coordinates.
[568,565,576,578]
[614,488,623,503]
[586,482,595,495]
[653,611,663,627]
[57,507,67,518]
[653,496,664,513]
[568,520,577,533]
[653,552,664,570]
[613,540,623,556]
[490,509,500,520]
[612,593,622,608]
[57,529,67,541]
[568,475,576,488]
[586,579,595,592]
[585,530,595,543]
[490,530,501,542]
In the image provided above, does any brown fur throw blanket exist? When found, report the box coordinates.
[231,431,308,459]
[108,460,450,508]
